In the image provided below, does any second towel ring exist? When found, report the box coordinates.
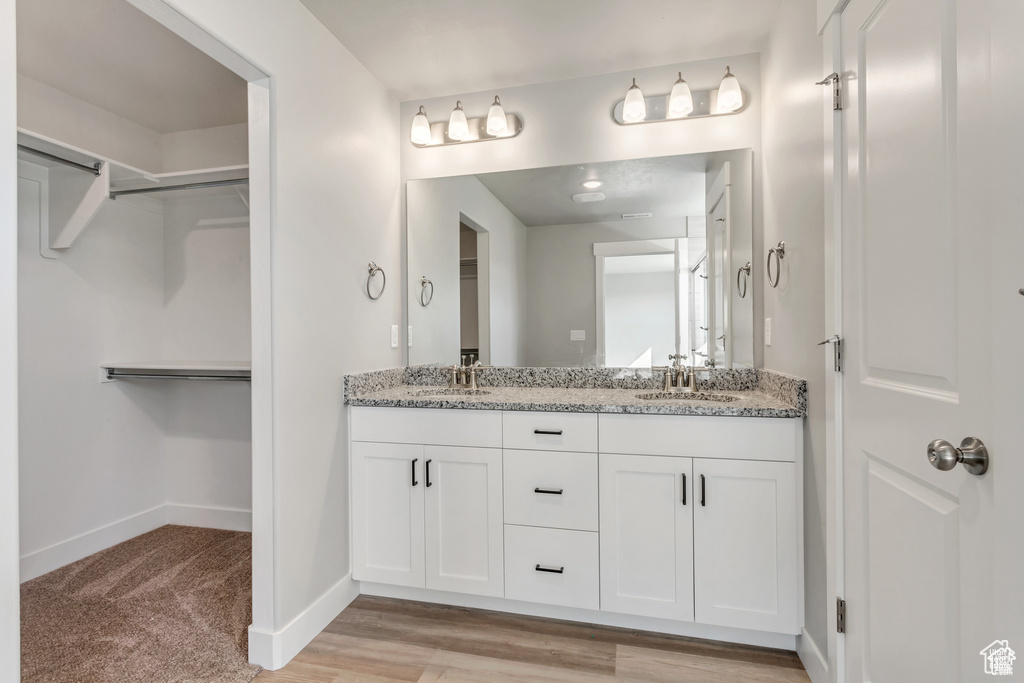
[767,241,785,288]
[419,276,434,306]
[366,261,386,300]
[737,262,751,299]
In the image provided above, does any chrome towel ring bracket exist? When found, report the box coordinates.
[366,261,386,300]
[767,241,786,288]
[420,276,434,306]
[737,261,752,299]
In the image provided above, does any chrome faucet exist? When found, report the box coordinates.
[449,359,488,389]
[658,354,696,392]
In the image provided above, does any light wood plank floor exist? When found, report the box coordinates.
[255,596,811,682]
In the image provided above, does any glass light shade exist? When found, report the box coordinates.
[622,78,646,122]
[668,73,694,117]
[448,101,469,140]
[410,106,431,144]
[486,96,508,136]
[717,66,743,113]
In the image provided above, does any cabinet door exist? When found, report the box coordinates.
[351,441,425,587]
[423,446,504,597]
[693,458,798,634]
[599,454,694,621]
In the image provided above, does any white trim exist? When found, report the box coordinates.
[799,627,830,683]
[360,582,798,651]
[248,574,359,670]
[18,504,254,582]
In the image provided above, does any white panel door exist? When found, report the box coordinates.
[599,454,694,621]
[351,441,425,587]
[840,1,1005,680]
[693,458,798,634]
[423,446,504,597]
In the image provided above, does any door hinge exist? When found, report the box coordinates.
[837,597,847,633]
[817,335,843,372]
[817,72,842,110]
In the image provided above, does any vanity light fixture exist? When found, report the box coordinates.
[613,66,747,125]
[668,73,694,117]
[622,78,647,122]
[716,66,743,112]
[410,106,431,145]
[486,96,508,136]
[581,179,604,189]
[447,101,469,141]
[409,96,524,147]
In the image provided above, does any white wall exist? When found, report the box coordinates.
[762,0,828,667]
[407,175,526,366]
[604,270,676,367]
[524,216,686,367]
[1,0,21,676]
[158,0,403,664]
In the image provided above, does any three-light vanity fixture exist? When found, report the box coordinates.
[410,96,524,147]
[614,66,746,125]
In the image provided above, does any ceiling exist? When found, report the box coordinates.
[299,0,783,101]
[474,154,710,227]
[16,0,248,134]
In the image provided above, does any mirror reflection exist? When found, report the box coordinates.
[407,149,754,369]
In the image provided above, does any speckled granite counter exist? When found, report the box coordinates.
[345,366,806,418]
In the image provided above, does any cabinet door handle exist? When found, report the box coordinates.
[534,487,563,495]
[411,458,418,487]
[700,474,706,507]
[681,473,687,505]
[535,564,564,574]
[425,459,432,487]
[534,429,563,435]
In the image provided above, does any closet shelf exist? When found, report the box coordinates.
[101,361,251,382]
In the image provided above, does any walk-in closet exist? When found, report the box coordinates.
[16,0,256,679]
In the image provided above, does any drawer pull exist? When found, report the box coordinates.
[534,429,563,436]
[534,487,564,495]
[535,564,565,574]
[412,458,418,487]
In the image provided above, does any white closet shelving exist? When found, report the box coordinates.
[101,361,251,382]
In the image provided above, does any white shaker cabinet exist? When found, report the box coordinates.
[599,453,695,622]
[692,458,798,633]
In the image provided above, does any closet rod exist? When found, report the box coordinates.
[105,370,251,382]
[17,144,102,176]
[109,177,249,199]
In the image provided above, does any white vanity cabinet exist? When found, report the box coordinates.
[350,408,505,597]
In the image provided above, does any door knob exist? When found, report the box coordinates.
[927,437,988,475]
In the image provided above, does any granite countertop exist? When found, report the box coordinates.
[347,384,801,417]
[345,366,806,418]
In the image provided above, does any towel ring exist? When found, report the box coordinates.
[419,276,434,306]
[737,261,752,299]
[767,241,785,288]
[366,261,386,300]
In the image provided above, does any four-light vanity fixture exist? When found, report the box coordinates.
[615,66,745,125]
[410,96,524,147]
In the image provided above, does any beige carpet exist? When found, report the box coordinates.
[21,525,261,683]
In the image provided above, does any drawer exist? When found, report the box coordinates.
[351,406,502,448]
[503,450,598,531]
[599,414,799,462]
[503,411,598,453]
[504,525,599,610]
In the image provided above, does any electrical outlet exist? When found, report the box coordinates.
[408,326,413,347]
[764,317,772,346]
[570,329,586,341]
[390,325,399,348]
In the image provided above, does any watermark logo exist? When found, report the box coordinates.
[981,640,1016,676]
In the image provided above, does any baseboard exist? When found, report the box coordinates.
[248,573,359,670]
[20,505,168,582]
[20,504,254,582]
[165,504,252,532]
[360,582,798,652]
[798,627,830,683]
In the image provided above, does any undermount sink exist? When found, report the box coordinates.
[636,391,738,402]
[412,388,492,397]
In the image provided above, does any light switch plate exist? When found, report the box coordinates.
[390,325,399,348]
[764,317,772,346]
[570,329,586,341]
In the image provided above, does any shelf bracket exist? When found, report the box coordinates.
[43,161,110,256]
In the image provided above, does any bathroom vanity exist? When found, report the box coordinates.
[346,367,806,648]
